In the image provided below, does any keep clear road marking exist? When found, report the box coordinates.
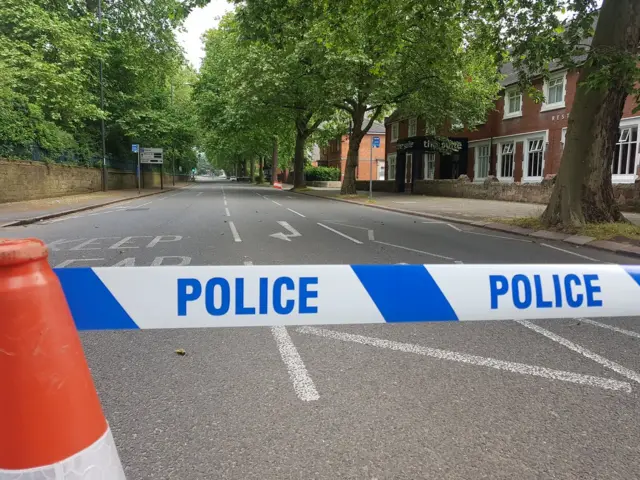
[540,243,600,262]
[243,260,319,402]
[579,318,640,339]
[297,327,631,393]
[515,320,640,385]
[229,221,242,242]
[317,223,363,244]
[287,208,306,218]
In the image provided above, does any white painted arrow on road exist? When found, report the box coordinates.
[270,221,302,242]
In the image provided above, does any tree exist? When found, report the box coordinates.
[233,0,501,193]
[488,0,640,227]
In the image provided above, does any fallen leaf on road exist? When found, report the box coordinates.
[175,349,186,356]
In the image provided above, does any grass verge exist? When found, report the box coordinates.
[502,216,640,242]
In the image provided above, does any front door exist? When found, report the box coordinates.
[405,153,413,192]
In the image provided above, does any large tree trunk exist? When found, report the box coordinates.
[541,0,640,227]
[341,107,366,195]
[258,156,265,183]
[271,136,278,185]
[293,130,307,188]
[249,157,255,182]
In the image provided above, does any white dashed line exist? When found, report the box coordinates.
[372,240,454,260]
[447,223,462,232]
[540,243,600,262]
[272,326,319,401]
[578,318,640,339]
[224,199,228,206]
[515,320,640,385]
[225,207,231,217]
[196,192,203,197]
[229,221,242,242]
[287,208,305,217]
[297,327,631,393]
[317,223,363,244]
[368,230,375,241]
[272,200,283,206]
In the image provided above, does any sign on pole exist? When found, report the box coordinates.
[140,147,163,164]
[372,136,381,148]
[132,144,139,153]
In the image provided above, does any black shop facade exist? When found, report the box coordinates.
[390,136,468,193]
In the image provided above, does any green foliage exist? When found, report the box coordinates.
[0,0,201,172]
[305,166,341,181]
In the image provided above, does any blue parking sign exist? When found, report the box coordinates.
[372,136,380,148]
[132,144,139,153]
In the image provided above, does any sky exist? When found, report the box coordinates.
[176,0,234,70]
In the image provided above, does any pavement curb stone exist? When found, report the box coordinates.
[1,184,191,228]
[294,189,640,260]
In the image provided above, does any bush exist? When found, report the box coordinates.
[305,166,341,181]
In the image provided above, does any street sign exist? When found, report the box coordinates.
[132,144,139,153]
[140,147,163,164]
[372,136,381,148]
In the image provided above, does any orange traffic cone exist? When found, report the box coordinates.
[0,238,126,479]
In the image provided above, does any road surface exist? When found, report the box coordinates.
[3,180,640,479]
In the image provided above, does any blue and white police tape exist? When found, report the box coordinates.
[54,264,640,330]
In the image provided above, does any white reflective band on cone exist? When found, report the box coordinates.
[0,427,126,480]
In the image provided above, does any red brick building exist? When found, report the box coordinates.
[385,65,640,192]
[319,120,386,181]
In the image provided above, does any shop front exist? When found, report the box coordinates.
[393,137,468,192]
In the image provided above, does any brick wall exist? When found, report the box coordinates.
[412,179,640,212]
[0,159,138,203]
[322,134,386,181]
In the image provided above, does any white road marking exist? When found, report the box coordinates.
[540,243,599,262]
[112,257,136,267]
[47,239,85,251]
[287,208,305,217]
[54,258,104,268]
[224,199,228,206]
[225,207,231,217]
[373,240,454,260]
[70,237,118,250]
[325,222,369,231]
[447,223,462,232]
[136,201,153,207]
[298,327,631,393]
[196,192,203,197]
[422,220,445,224]
[368,230,375,241]
[229,221,242,242]
[272,326,320,401]
[272,200,283,206]
[151,256,191,266]
[244,261,253,266]
[317,223,363,244]
[578,318,640,339]
[270,221,302,242]
[146,235,182,248]
[108,236,151,249]
[515,320,640,385]
[454,260,464,264]
[392,201,417,204]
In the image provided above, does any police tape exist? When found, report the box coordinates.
[54,264,640,330]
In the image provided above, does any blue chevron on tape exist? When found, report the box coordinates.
[53,265,640,331]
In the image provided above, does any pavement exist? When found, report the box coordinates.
[2,179,640,479]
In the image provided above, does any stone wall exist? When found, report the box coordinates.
[411,178,640,212]
[0,159,139,203]
[307,180,342,188]
[141,171,189,188]
[355,180,398,192]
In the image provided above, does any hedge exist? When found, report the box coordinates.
[305,166,341,181]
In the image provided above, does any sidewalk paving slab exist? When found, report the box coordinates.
[294,187,640,259]
[0,184,189,227]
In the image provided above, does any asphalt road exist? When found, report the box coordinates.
[3,180,640,479]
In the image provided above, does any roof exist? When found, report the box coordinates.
[365,120,385,134]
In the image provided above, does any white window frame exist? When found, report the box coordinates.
[561,127,567,147]
[474,144,491,181]
[612,118,640,183]
[387,153,397,180]
[541,70,567,112]
[408,118,417,137]
[523,137,546,182]
[503,87,523,119]
[391,122,399,143]
[497,142,516,182]
[423,152,436,180]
